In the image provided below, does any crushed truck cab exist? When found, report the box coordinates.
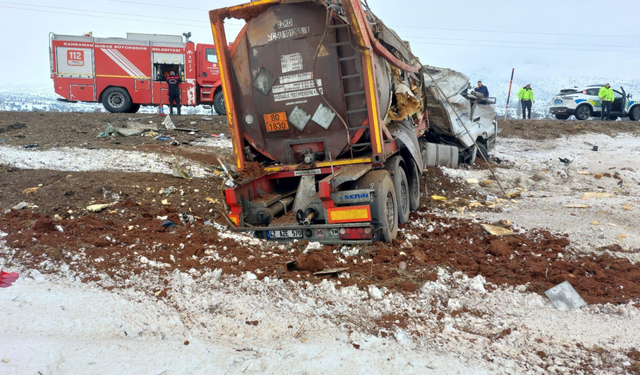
[211,0,493,243]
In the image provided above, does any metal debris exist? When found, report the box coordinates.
[545,281,587,310]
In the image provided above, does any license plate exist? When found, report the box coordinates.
[268,229,303,239]
[554,99,563,104]
[264,112,289,132]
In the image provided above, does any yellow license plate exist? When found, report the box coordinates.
[264,112,289,132]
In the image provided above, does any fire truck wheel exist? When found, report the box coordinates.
[128,104,141,114]
[102,87,132,113]
[407,159,421,211]
[213,91,226,115]
[357,170,398,242]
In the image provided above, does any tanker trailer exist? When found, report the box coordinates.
[209,0,459,243]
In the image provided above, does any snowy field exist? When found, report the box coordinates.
[1,129,640,374]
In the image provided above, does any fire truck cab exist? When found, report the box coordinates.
[50,32,226,114]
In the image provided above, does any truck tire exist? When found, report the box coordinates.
[407,158,421,211]
[384,156,410,224]
[127,104,141,114]
[213,91,226,115]
[102,87,132,113]
[630,106,640,121]
[356,170,398,242]
[574,104,591,120]
[476,140,489,162]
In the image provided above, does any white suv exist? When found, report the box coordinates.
[549,85,640,120]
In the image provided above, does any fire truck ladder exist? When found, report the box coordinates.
[329,23,371,150]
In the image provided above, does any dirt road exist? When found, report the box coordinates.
[1,112,640,374]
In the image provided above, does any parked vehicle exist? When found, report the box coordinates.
[549,85,639,120]
[210,0,496,243]
[50,32,226,114]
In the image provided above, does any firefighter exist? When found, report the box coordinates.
[517,84,535,119]
[598,83,614,121]
[167,71,182,115]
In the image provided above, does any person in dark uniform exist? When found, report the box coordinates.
[166,71,182,115]
[474,81,489,98]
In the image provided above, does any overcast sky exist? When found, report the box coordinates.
[2,0,640,88]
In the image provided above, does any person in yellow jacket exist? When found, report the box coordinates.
[517,84,535,119]
[598,83,614,121]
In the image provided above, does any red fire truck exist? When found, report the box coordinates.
[49,32,226,114]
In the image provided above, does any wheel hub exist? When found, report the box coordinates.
[386,191,394,227]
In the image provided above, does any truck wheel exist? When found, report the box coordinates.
[355,170,398,242]
[407,159,421,211]
[127,104,141,114]
[213,91,226,115]
[384,156,410,224]
[630,106,640,121]
[555,114,570,120]
[102,87,132,113]
[574,105,591,120]
[476,141,489,162]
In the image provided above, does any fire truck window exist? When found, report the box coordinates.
[206,49,217,63]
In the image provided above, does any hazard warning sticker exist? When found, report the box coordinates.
[280,53,303,73]
[264,112,289,132]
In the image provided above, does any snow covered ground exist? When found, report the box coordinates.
[2,130,640,374]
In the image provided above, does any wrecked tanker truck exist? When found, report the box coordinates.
[209,0,496,243]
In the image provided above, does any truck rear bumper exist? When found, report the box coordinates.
[237,223,376,244]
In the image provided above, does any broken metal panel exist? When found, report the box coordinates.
[293,175,317,214]
[289,105,312,132]
[545,281,588,311]
[387,121,424,172]
[423,64,497,149]
[331,163,372,187]
[252,67,277,96]
[311,103,336,130]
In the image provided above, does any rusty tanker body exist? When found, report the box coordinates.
[210,0,460,243]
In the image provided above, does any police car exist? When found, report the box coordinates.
[549,85,640,120]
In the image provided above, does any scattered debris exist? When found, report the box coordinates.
[21,187,39,194]
[161,186,175,195]
[545,281,587,311]
[180,213,195,225]
[172,165,191,179]
[594,174,603,179]
[313,267,349,276]
[465,178,479,184]
[558,157,572,165]
[11,202,30,210]
[563,204,590,209]
[161,220,177,229]
[504,191,522,199]
[97,124,115,138]
[86,203,113,212]
[431,195,446,201]
[581,192,615,199]
[622,204,633,211]
[163,115,176,130]
[23,143,39,149]
[0,269,19,288]
[592,146,598,151]
[480,224,514,236]
[576,171,592,175]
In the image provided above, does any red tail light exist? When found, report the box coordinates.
[339,226,373,240]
